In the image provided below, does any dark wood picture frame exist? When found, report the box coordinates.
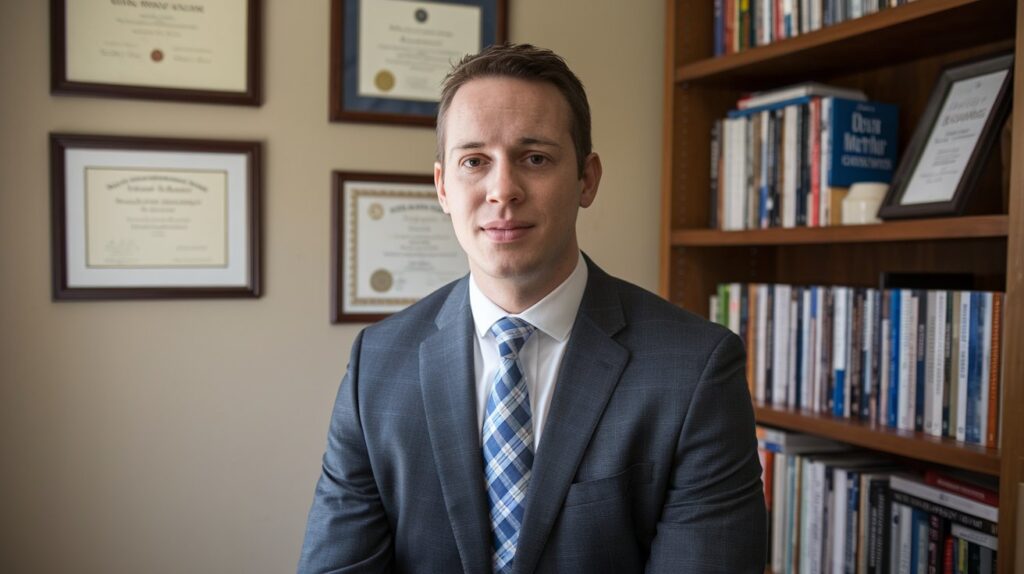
[878,52,1013,220]
[50,0,263,106]
[329,0,507,126]
[51,133,263,300]
[331,170,467,323]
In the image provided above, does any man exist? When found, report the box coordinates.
[299,43,765,574]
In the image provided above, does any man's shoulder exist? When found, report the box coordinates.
[595,269,733,348]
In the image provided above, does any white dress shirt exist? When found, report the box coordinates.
[469,253,588,449]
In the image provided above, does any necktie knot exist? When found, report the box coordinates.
[490,316,536,360]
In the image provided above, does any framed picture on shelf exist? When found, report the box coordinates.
[331,171,468,323]
[50,0,262,105]
[878,52,1013,220]
[50,134,262,300]
[329,0,507,126]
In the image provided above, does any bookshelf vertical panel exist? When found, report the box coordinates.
[996,4,1024,571]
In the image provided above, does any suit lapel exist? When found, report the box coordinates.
[420,278,492,574]
[512,262,630,574]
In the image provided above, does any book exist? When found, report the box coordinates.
[890,475,999,525]
[738,82,867,110]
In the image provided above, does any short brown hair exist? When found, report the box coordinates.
[436,43,592,177]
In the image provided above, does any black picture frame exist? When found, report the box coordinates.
[329,0,507,126]
[51,134,263,300]
[878,52,1013,220]
[50,0,263,106]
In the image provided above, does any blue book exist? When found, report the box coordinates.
[833,287,849,417]
[888,289,901,428]
[825,98,899,187]
[714,0,724,56]
[910,508,928,574]
[966,292,985,443]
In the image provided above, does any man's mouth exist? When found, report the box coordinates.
[481,220,533,242]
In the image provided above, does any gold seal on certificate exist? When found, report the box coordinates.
[332,171,468,322]
[357,0,482,103]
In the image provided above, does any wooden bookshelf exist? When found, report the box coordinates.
[672,214,1008,246]
[660,1,1023,572]
[755,403,1000,475]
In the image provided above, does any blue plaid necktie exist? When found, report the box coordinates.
[482,316,537,574]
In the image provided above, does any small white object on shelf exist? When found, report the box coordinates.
[841,182,889,225]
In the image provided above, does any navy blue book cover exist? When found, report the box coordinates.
[827,98,899,187]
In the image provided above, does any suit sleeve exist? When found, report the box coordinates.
[645,330,767,573]
[297,331,394,574]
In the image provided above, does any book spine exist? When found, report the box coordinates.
[987,293,1002,447]
[898,290,915,431]
[915,290,927,432]
[833,286,849,417]
[889,490,998,537]
[888,289,901,428]
[978,292,993,447]
[789,288,800,408]
[714,0,725,56]
[966,292,983,444]
[879,290,891,425]
[757,284,769,402]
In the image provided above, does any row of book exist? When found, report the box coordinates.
[710,83,898,230]
[713,0,917,56]
[759,425,999,573]
[711,284,1004,447]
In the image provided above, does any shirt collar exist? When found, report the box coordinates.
[469,252,588,342]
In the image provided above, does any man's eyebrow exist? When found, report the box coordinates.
[518,137,561,148]
[450,141,485,151]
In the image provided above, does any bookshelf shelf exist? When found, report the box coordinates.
[671,215,1009,246]
[675,0,1015,88]
[661,0,1023,570]
[754,403,1000,475]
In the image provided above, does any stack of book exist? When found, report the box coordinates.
[713,0,917,56]
[758,425,999,573]
[710,83,898,230]
[713,284,1004,447]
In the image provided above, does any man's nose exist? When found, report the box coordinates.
[485,160,525,205]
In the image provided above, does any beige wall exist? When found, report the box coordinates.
[0,2,663,572]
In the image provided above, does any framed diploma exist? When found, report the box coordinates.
[332,171,468,323]
[51,0,262,106]
[879,52,1013,220]
[50,134,262,300]
[329,0,507,126]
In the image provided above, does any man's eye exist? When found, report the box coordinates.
[527,154,547,166]
[462,157,482,168]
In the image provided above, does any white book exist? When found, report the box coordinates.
[812,287,825,413]
[774,285,792,405]
[956,291,971,441]
[979,292,993,446]
[923,291,937,436]
[851,0,864,18]
[820,98,832,226]
[897,504,913,574]
[880,293,891,424]
[897,290,916,431]
[756,284,769,402]
[772,453,788,573]
[889,475,999,522]
[863,289,876,421]
[830,467,850,574]
[725,118,747,230]
[927,290,948,437]
[802,287,814,409]
[833,287,849,416]
[807,459,827,574]
[738,82,867,110]
[728,283,742,336]
[782,105,799,228]
[951,523,998,551]
[800,457,815,574]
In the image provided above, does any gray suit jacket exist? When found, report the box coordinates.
[298,259,766,573]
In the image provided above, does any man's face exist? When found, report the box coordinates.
[435,76,601,298]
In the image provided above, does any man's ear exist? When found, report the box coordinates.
[434,162,450,214]
[579,152,602,208]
